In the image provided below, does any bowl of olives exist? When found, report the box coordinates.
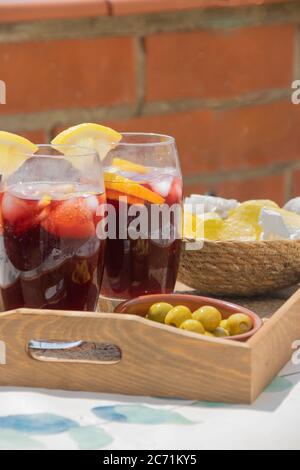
[114,294,263,342]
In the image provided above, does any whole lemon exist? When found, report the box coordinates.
[147,302,173,324]
[192,306,222,332]
[165,306,192,328]
[180,319,205,334]
[227,313,253,336]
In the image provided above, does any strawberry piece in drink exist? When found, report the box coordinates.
[41,196,99,239]
[2,193,43,234]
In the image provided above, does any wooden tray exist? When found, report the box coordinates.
[0,284,300,404]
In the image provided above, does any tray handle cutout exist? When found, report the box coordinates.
[28,339,122,365]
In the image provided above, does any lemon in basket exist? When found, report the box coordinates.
[220,199,279,241]
[184,211,223,240]
[219,217,257,241]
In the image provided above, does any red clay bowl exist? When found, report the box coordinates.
[114,294,263,342]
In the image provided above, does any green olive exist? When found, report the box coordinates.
[180,319,205,334]
[227,313,253,336]
[147,302,173,324]
[192,306,222,332]
[205,332,214,337]
[220,319,229,331]
[213,327,230,338]
[165,306,192,328]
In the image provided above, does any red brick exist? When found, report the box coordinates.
[0,0,108,23]
[146,25,295,102]
[185,174,286,206]
[0,37,135,115]
[109,0,293,16]
[101,101,300,176]
[13,129,47,144]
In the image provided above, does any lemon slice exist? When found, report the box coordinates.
[0,131,38,179]
[104,172,164,204]
[52,123,122,161]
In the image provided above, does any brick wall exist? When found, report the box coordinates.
[0,0,300,205]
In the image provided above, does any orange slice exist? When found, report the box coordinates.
[112,157,148,175]
[104,172,164,205]
[106,189,144,206]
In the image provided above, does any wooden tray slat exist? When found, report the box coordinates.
[0,288,299,404]
[0,308,251,403]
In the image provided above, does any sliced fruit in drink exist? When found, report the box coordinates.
[166,177,183,205]
[2,193,41,234]
[42,197,98,239]
[52,123,122,161]
[0,131,38,178]
[106,189,145,206]
[104,172,165,204]
[112,158,148,175]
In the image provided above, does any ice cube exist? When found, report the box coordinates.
[8,156,80,185]
[151,176,173,197]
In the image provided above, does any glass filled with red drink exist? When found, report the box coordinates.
[100,133,183,302]
[0,145,106,311]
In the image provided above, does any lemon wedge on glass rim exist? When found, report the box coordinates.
[51,123,122,162]
[0,131,38,180]
[52,124,165,204]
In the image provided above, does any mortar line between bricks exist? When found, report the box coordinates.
[135,36,146,116]
[0,3,300,43]
[284,167,293,201]
[0,104,137,135]
[294,26,300,80]
[184,163,293,186]
[0,88,292,133]
[142,88,291,115]
[105,0,113,17]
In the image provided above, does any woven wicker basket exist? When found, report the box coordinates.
[178,239,300,297]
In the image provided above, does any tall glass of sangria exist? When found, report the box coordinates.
[101,133,183,302]
[0,144,106,311]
